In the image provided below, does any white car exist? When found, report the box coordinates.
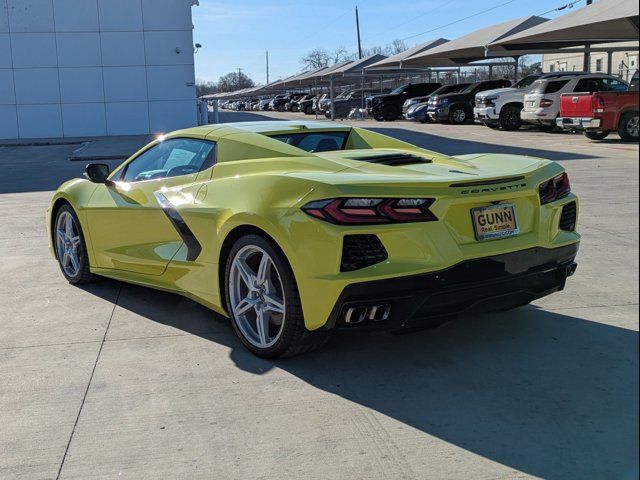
[473,74,580,130]
[521,73,629,131]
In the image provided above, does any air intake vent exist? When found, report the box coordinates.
[559,202,577,231]
[341,235,388,272]
[351,153,431,166]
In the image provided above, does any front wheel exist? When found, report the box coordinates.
[224,234,330,358]
[618,111,639,142]
[499,105,523,131]
[585,130,610,141]
[382,105,399,121]
[54,205,97,284]
[449,106,469,124]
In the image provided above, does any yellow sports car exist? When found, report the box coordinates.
[47,121,580,357]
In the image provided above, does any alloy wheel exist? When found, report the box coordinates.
[55,211,82,278]
[229,245,286,349]
[453,109,466,123]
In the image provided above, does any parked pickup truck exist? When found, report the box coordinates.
[556,71,639,141]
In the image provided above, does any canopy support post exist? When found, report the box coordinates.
[607,51,613,75]
[513,56,520,83]
[330,76,335,122]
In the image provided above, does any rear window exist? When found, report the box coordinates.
[531,80,570,94]
[269,131,349,153]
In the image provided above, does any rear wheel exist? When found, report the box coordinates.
[304,105,314,115]
[382,105,399,121]
[585,130,610,141]
[54,205,97,284]
[449,106,469,124]
[499,105,523,131]
[618,111,639,142]
[224,234,330,358]
[536,123,556,133]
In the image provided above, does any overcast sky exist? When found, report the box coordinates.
[193,0,585,83]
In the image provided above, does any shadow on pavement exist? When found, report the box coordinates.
[84,279,639,480]
[370,128,594,161]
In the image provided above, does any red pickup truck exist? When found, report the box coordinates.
[557,71,639,141]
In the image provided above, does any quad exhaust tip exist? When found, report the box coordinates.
[344,304,391,325]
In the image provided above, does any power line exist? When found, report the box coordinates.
[399,0,521,41]
[537,0,581,16]
[361,0,450,45]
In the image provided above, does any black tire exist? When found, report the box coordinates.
[448,106,469,124]
[54,204,97,285]
[224,234,330,358]
[585,130,610,141]
[618,111,639,142]
[304,105,314,115]
[382,105,399,121]
[499,105,523,131]
[536,123,556,133]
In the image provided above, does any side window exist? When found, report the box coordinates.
[574,78,601,92]
[601,78,628,91]
[544,80,570,94]
[121,138,216,182]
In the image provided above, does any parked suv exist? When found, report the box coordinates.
[325,90,377,118]
[299,94,320,115]
[367,83,442,121]
[405,84,470,123]
[427,79,512,124]
[522,74,629,131]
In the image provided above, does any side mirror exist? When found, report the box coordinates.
[85,163,111,184]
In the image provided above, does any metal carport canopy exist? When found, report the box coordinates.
[490,0,639,51]
[365,38,449,69]
[318,54,388,84]
[401,16,549,66]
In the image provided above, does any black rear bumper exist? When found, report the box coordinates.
[326,244,579,330]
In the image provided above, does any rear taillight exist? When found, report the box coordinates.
[539,172,571,205]
[540,99,554,108]
[593,96,606,113]
[302,198,437,224]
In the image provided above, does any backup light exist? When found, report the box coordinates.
[302,198,437,224]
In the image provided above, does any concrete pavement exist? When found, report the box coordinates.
[0,115,638,479]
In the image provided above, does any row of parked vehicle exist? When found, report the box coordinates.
[219,70,639,141]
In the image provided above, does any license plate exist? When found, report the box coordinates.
[471,203,519,241]
[526,101,535,107]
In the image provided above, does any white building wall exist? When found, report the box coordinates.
[0,0,198,139]
[541,42,639,82]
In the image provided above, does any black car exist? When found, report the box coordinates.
[324,90,378,119]
[404,84,471,123]
[426,79,512,124]
[367,83,442,121]
[629,70,639,92]
[287,94,312,112]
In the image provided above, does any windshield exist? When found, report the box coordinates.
[390,84,409,95]
[514,76,538,89]
[461,83,481,93]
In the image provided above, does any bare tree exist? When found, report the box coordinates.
[332,46,356,65]
[216,71,255,93]
[390,39,409,55]
[300,48,331,70]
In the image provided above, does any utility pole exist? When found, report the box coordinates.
[266,51,270,85]
[355,6,363,59]
[237,67,243,89]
